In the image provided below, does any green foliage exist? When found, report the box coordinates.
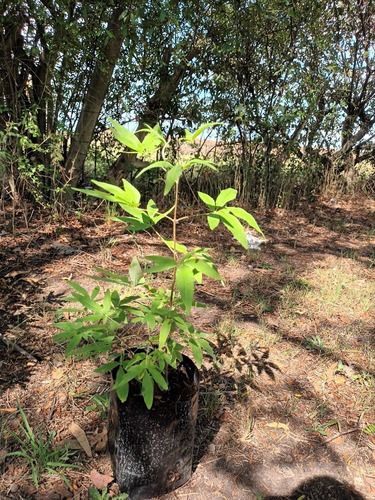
[88,486,128,499]
[54,122,263,408]
[0,405,80,489]
[305,335,327,352]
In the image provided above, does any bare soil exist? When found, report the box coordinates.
[1,197,375,499]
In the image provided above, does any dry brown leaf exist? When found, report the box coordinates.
[69,422,92,457]
[265,422,289,431]
[5,270,28,278]
[52,369,64,380]
[90,427,108,452]
[334,375,346,386]
[0,408,18,413]
[89,469,114,490]
[20,277,40,284]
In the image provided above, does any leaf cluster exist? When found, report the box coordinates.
[54,121,263,408]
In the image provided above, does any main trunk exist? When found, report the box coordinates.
[64,6,125,189]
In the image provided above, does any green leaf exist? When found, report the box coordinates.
[159,319,171,348]
[189,340,203,367]
[227,207,264,236]
[217,209,247,248]
[140,131,162,153]
[113,363,144,390]
[89,267,131,286]
[183,129,194,142]
[95,361,120,373]
[129,257,142,285]
[67,281,89,296]
[216,188,237,207]
[148,366,168,391]
[162,239,187,253]
[176,265,195,313]
[142,371,154,409]
[122,178,141,205]
[109,118,142,152]
[136,160,173,178]
[182,158,216,171]
[195,338,216,359]
[207,213,220,230]
[145,255,177,273]
[117,380,129,403]
[198,191,216,207]
[191,122,222,140]
[164,164,182,195]
[186,259,222,281]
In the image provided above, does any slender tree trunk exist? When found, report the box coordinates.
[64,6,125,189]
[109,47,199,183]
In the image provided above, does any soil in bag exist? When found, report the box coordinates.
[108,353,199,500]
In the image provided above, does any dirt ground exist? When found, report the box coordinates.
[1,196,375,499]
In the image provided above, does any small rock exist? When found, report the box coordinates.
[9,483,19,493]
[207,443,216,454]
[284,455,293,463]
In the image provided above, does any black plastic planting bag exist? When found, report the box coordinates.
[108,354,199,500]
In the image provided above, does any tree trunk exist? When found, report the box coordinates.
[109,47,199,183]
[64,6,125,189]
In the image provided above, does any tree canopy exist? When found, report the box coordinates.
[1,0,375,208]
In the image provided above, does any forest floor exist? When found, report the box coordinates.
[1,196,375,500]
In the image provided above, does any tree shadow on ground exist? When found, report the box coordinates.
[264,476,365,500]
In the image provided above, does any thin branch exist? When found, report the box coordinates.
[0,332,40,362]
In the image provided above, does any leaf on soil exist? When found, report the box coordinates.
[20,277,40,284]
[69,422,92,457]
[89,469,114,489]
[52,369,64,380]
[334,375,346,386]
[0,407,18,413]
[90,427,108,452]
[265,422,289,431]
[5,270,28,278]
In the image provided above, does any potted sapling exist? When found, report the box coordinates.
[54,120,263,499]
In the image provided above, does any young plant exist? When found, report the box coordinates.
[54,121,264,409]
[1,405,79,489]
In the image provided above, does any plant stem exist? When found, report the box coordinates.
[170,178,180,307]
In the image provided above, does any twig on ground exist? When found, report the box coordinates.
[324,428,361,444]
[0,332,40,362]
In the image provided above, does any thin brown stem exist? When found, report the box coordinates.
[169,179,180,307]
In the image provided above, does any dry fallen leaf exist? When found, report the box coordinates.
[89,469,114,490]
[265,422,289,431]
[69,422,92,457]
[5,270,28,278]
[89,427,108,453]
[52,369,64,380]
[334,375,346,386]
[0,408,18,413]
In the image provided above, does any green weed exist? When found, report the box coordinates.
[305,335,327,352]
[1,405,80,489]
